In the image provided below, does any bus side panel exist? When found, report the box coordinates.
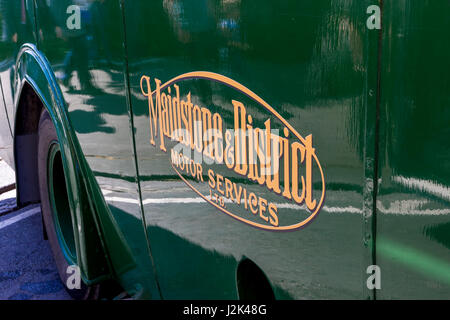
[125,0,375,299]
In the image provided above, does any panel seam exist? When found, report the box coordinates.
[371,0,384,301]
[119,0,163,299]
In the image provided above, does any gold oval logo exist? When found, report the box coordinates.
[140,71,325,231]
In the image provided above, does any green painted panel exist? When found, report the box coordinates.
[376,0,450,299]
[0,0,36,149]
[124,0,375,299]
[33,0,160,298]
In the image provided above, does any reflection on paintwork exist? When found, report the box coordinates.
[125,0,369,299]
[377,237,450,285]
[377,0,450,299]
[31,0,160,298]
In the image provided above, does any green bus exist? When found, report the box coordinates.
[0,0,448,299]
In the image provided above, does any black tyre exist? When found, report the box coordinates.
[37,109,99,300]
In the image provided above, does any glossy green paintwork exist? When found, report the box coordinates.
[48,142,77,263]
[375,0,450,299]
[0,0,36,167]
[32,0,161,298]
[125,0,371,299]
[14,44,112,285]
[0,0,448,300]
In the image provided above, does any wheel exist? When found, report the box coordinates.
[37,109,99,300]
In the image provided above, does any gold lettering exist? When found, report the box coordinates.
[291,142,306,204]
[304,135,317,211]
[248,192,258,214]
[259,197,268,222]
[213,113,224,163]
[281,128,291,199]
[208,169,215,188]
[193,105,203,153]
[268,203,279,226]
[224,130,235,169]
[232,100,247,175]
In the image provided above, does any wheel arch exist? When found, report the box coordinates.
[13,43,113,286]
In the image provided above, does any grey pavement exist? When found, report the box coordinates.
[0,158,71,300]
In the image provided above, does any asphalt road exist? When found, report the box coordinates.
[0,158,71,300]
